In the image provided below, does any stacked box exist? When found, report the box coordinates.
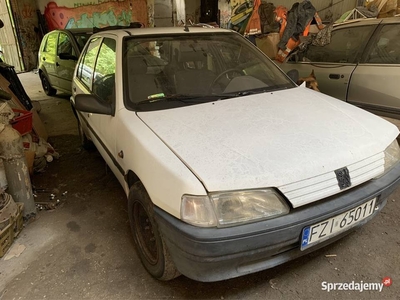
[0,202,24,258]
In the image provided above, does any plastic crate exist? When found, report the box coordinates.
[11,109,33,136]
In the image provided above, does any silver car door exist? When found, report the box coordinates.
[281,23,377,101]
[41,32,59,87]
[56,32,78,93]
[348,23,400,118]
[280,61,356,101]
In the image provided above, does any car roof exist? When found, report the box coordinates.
[90,26,235,38]
[64,28,94,34]
[333,16,400,29]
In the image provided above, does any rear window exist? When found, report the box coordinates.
[73,33,91,51]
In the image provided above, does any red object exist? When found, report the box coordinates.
[11,109,33,136]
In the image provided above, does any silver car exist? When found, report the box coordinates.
[279,17,400,119]
[38,28,92,95]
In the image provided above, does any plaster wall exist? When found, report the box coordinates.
[9,0,41,71]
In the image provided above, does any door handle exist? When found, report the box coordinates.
[73,87,76,92]
[56,62,60,67]
[42,57,46,61]
[329,74,341,80]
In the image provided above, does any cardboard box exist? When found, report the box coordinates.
[256,33,280,59]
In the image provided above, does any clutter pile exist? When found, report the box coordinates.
[0,62,59,257]
[242,0,324,62]
[0,192,23,258]
[245,0,400,63]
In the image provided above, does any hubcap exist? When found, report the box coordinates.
[133,202,158,265]
[41,75,49,92]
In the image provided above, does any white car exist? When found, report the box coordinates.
[71,26,400,282]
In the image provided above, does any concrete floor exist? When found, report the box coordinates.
[1,71,400,299]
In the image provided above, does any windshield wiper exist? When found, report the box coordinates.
[135,90,275,106]
[136,93,237,105]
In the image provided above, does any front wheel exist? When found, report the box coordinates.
[128,182,180,281]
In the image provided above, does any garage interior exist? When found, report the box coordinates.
[1,0,400,299]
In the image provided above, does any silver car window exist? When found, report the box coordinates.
[58,32,75,56]
[365,24,400,64]
[43,32,58,54]
[304,25,374,63]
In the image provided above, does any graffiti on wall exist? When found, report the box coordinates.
[43,0,149,30]
[131,0,149,26]
[229,0,253,34]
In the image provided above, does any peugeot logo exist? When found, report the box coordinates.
[335,167,351,190]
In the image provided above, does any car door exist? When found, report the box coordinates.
[56,31,78,93]
[347,22,400,118]
[40,32,59,87]
[89,37,118,175]
[281,23,377,101]
[72,35,120,180]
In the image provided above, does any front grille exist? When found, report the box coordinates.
[279,152,385,208]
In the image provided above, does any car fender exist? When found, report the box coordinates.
[116,109,207,219]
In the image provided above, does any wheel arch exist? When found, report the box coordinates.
[125,169,141,189]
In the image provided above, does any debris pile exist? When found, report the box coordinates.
[0,192,24,258]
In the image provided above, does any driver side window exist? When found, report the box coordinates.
[92,38,116,104]
[58,32,75,56]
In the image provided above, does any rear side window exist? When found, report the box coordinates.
[58,32,76,56]
[76,37,102,89]
[43,32,58,54]
[304,25,374,63]
[365,24,400,64]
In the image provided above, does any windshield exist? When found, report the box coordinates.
[123,32,295,111]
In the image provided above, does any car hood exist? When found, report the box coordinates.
[137,87,398,205]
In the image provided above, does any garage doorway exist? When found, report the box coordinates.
[200,0,218,24]
[0,0,24,72]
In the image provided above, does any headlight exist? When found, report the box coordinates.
[383,139,400,173]
[181,189,289,228]
[181,195,217,227]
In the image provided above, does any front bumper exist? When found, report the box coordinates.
[155,163,400,282]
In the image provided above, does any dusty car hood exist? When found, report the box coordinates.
[137,87,398,201]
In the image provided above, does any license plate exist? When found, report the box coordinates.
[301,198,376,250]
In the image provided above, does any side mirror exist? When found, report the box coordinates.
[59,53,78,61]
[286,69,299,84]
[74,94,113,116]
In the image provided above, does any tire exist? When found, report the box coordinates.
[128,182,180,281]
[78,120,94,150]
[40,73,57,96]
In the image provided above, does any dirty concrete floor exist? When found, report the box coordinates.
[0,71,400,300]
